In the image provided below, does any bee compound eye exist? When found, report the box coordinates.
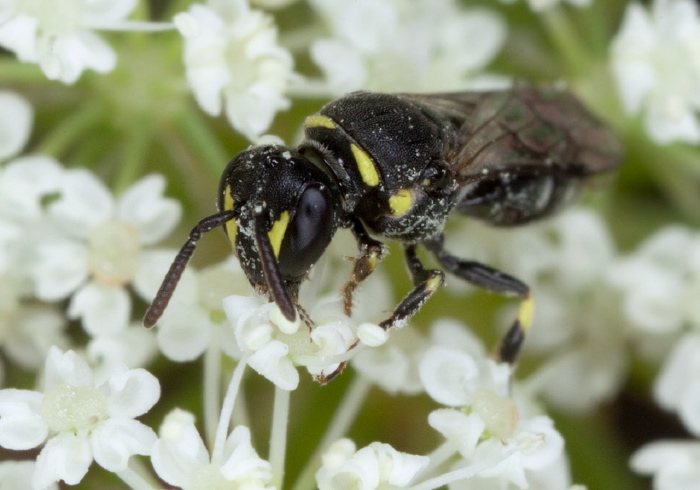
[277,184,335,278]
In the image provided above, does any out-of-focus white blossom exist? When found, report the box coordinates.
[151,408,273,490]
[0,0,171,84]
[0,347,159,489]
[653,333,700,436]
[31,170,181,336]
[609,226,700,334]
[0,91,32,161]
[316,438,429,490]
[174,0,294,141]
[632,441,700,490]
[308,0,507,94]
[610,0,700,144]
[499,0,591,12]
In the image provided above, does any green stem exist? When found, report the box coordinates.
[114,111,153,193]
[38,102,107,158]
[540,6,590,79]
[175,106,231,178]
[203,340,222,449]
[270,386,292,489]
[290,376,372,490]
[212,356,248,464]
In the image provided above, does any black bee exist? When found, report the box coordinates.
[144,86,622,367]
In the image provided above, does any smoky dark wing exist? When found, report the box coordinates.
[398,87,623,183]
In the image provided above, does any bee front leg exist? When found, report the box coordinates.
[424,234,533,365]
[377,244,445,331]
[341,218,388,316]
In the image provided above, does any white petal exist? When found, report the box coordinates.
[0,460,57,490]
[91,418,157,471]
[0,14,39,62]
[43,347,94,391]
[248,340,299,390]
[68,283,130,336]
[0,92,32,161]
[0,155,64,221]
[419,346,478,406]
[49,169,114,237]
[33,432,92,487]
[33,241,88,300]
[87,326,157,373]
[40,31,116,84]
[116,175,181,245]
[428,408,485,459]
[156,305,212,361]
[0,389,47,450]
[220,425,272,482]
[105,368,160,418]
[151,409,209,487]
[631,440,700,474]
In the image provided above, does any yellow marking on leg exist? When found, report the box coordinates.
[517,295,535,333]
[425,273,445,293]
[388,189,413,216]
[304,115,336,129]
[268,211,290,258]
[223,191,238,245]
[350,144,380,187]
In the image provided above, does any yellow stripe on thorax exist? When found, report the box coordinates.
[268,211,290,257]
[350,144,380,187]
[304,115,336,129]
[223,191,238,245]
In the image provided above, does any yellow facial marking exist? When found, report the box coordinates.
[517,296,535,333]
[223,191,238,245]
[268,211,290,258]
[389,189,413,217]
[350,144,379,187]
[304,115,336,129]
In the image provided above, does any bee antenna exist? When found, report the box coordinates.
[253,206,297,322]
[143,209,238,328]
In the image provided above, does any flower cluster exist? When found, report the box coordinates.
[0,0,699,489]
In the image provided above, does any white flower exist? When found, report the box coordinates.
[151,408,273,490]
[610,0,700,144]
[499,0,591,12]
[653,333,700,435]
[86,323,157,377]
[316,438,429,490]
[0,0,170,84]
[148,257,250,362]
[608,226,697,334]
[0,91,32,161]
[0,460,58,490]
[31,170,181,336]
[309,0,507,93]
[352,325,426,395]
[419,345,511,407]
[631,440,700,490]
[174,0,294,141]
[223,293,365,389]
[0,347,159,488]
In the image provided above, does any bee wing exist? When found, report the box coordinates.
[399,87,623,184]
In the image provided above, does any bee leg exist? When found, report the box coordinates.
[424,234,532,365]
[377,244,445,331]
[341,218,388,316]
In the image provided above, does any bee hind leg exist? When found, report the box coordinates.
[424,234,533,366]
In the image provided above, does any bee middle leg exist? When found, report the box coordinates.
[342,218,388,316]
[377,244,445,331]
[424,234,533,365]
